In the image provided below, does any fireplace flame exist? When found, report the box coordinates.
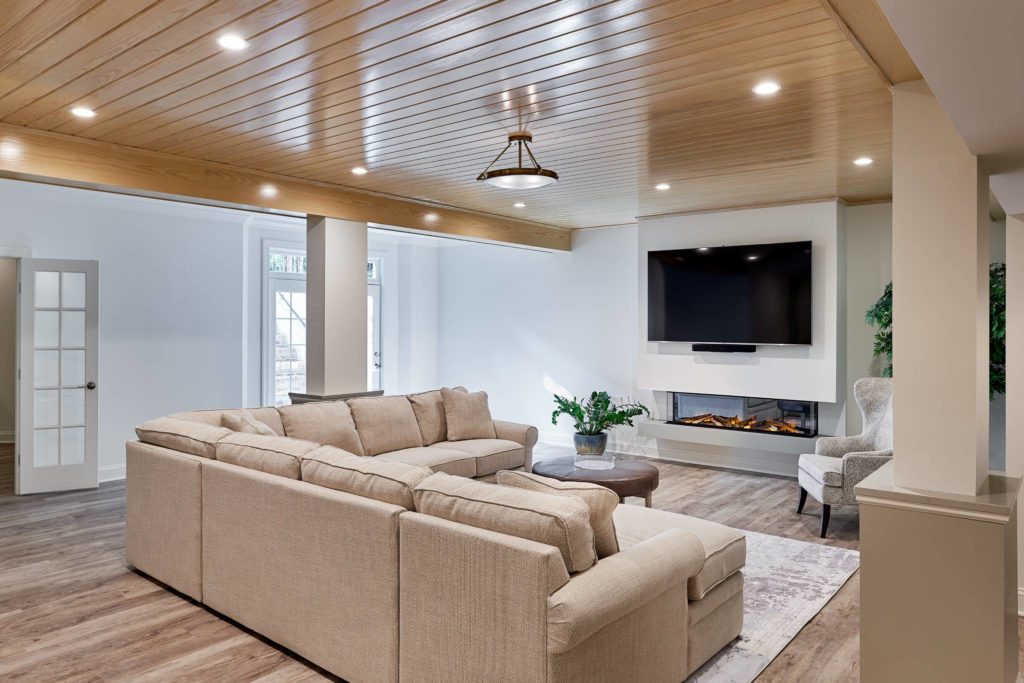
[680,413,803,434]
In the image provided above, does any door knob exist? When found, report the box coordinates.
[86,382,96,390]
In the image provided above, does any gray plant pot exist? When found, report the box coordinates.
[574,433,608,455]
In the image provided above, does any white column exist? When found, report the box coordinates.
[1007,214,1024,611]
[891,80,989,495]
[306,215,368,396]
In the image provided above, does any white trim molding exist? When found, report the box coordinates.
[0,245,31,258]
[99,464,125,483]
[0,430,13,443]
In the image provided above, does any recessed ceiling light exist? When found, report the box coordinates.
[217,34,248,51]
[655,183,671,191]
[70,107,96,118]
[424,213,439,222]
[351,166,368,175]
[752,81,781,96]
[259,184,278,198]
[513,202,526,208]
[854,157,874,166]
[747,255,759,261]
[0,141,21,158]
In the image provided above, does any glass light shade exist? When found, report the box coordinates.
[481,170,558,189]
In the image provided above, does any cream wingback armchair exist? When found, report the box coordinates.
[797,377,893,537]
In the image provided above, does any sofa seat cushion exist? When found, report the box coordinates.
[215,432,319,479]
[172,407,284,437]
[430,439,524,477]
[302,445,433,510]
[349,396,424,456]
[798,453,844,487]
[279,401,364,456]
[376,447,477,478]
[613,504,746,600]
[413,472,597,573]
[496,470,619,558]
[136,417,232,459]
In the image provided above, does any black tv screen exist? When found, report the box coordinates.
[648,240,812,345]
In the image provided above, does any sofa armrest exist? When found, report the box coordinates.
[493,419,539,472]
[546,528,704,654]
[815,434,868,457]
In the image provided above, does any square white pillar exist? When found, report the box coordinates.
[306,215,368,396]
[891,80,989,496]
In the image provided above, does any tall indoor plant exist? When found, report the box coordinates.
[865,263,1006,398]
[551,391,650,469]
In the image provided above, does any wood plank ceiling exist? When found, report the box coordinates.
[0,0,917,230]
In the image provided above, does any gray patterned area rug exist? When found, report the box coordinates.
[688,531,860,682]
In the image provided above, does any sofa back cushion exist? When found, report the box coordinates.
[278,401,364,456]
[441,388,497,441]
[216,433,318,479]
[221,410,277,436]
[135,417,232,459]
[349,396,423,456]
[302,445,432,510]
[413,472,596,573]
[172,407,284,436]
[496,470,619,558]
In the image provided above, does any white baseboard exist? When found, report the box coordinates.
[538,431,798,478]
[99,463,126,483]
[0,430,14,444]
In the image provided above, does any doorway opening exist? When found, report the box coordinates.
[0,257,15,495]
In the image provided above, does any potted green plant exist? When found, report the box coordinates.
[866,263,1005,398]
[551,391,650,470]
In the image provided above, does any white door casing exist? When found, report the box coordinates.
[17,259,99,494]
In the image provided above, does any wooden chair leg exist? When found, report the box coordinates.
[797,486,808,514]
[820,504,831,538]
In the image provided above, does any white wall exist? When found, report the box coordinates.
[845,203,894,434]
[436,227,638,442]
[0,258,15,441]
[0,179,260,481]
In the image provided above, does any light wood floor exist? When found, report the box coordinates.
[1,443,1020,681]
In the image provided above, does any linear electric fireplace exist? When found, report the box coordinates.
[669,392,818,437]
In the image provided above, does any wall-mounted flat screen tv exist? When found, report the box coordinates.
[647,240,812,345]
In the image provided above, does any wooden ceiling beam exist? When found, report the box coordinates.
[0,123,569,251]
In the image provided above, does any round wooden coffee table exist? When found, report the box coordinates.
[531,456,660,507]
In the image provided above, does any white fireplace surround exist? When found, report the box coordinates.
[637,201,845,405]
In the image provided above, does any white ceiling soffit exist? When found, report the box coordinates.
[991,171,1024,217]
[876,0,1024,161]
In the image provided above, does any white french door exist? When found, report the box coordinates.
[368,283,381,391]
[17,259,99,494]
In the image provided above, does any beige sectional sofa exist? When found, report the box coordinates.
[126,389,745,682]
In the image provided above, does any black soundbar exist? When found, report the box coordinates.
[691,343,756,353]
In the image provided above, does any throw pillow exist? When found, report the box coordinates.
[221,410,277,436]
[496,470,619,558]
[441,388,497,441]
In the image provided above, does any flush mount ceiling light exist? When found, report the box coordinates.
[259,184,278,198]
[752,81,781,96]
[217,34,248,50]
[655,182,671,191]
[477,131,558,189]
[70,106,96,118]
[854,156,874,166]
[351,166,368,175]
[424,212,439,222]
[513,201,526,208]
